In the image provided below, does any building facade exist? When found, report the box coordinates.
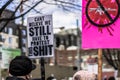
[0,9,27,55]
[0,9,19,48]
[54,28,81,50]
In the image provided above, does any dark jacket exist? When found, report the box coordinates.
[32,78,41,80]
[6,76,25,80]
[47,76,54,80]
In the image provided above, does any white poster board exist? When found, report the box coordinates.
[27,15,54,58]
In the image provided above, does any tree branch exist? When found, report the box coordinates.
[103,49,117,69]
[0,0,44,22]
[0,0,24,32]
[23,3,42,14]
[54,0,81,8]
[0,0,14,16]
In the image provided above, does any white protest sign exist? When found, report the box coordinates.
[27,15,54,58]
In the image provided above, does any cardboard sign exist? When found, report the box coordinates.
[27,15,54,58]
[82,0,120,49]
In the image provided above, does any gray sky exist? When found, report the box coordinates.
[20,0,82,33]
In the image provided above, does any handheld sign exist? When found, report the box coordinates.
[27,15,54,58]
[82,0,120,48]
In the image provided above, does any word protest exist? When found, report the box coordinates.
[27,15,54,58]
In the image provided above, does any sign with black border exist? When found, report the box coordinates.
[27,15,54,58]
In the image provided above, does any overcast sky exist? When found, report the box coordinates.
[22,0,82,33]
[0,0,81,32]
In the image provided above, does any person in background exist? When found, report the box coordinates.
[74,75,81,80]
[94,74,98,80]
[6,56,36,80]
[72,70,95,80]
[103,75,107,80]
[108,76,115,80]
[47,74,56,80]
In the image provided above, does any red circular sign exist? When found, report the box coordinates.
[86,0,120,27]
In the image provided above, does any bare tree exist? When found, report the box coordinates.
[103,49,120,77]
[0,0,81,32]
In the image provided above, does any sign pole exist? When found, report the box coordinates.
[98,48,102,80]
[76,19,81,70]
[40,58,45,80]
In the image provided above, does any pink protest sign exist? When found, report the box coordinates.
[82,0,120,49]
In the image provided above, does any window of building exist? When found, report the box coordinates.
[75,55,78,59]
[67,56,73,61]
[16,38,19,43]
[22,38,26,44]
[22,30,26,36]
[4,27,7,33]
[8,37,12,43]
[22,47,26,52]
[2,35,5,42]
[8,28,13,35]
[16,30,19,35]
[56,37,60,47]
[0,35,2,42]
[59,55,63,59]
[0,52,2,60]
